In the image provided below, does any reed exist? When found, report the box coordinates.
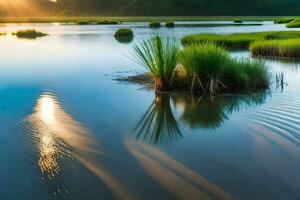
[131,36,178,91]
[250,38,300,58]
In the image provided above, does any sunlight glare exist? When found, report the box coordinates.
[39,96,55,124]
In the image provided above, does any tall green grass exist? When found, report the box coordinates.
[179,44,230,94]
[131,36,178,91]
[250,38,300,58]
[179,44,269,94]
[181,31,300,49]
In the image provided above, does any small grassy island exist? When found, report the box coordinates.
[286,19,300,28]
[114,28,134,37]
[181,31,300,49]
[13,30,48,39]
[77,20,120,25]
[129,36,269,95]
[274,18,294,24]
[250,39,300,58]
[149,22,161,28]
[234,19,243,23]
[165,21,175,28]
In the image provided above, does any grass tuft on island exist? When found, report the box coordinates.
[250,38,300,59]
[149,22,161,28]
[181,31,300,49]
[13,30,48,39]
[274,18,295,24]
[128,36,269,95]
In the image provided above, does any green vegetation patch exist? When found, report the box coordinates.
[13,30,48,39]
[114,28,134,38]
[250,38,300,58]
[130,36,269,94]
[182,31,300,49]
[77,21,90,25]
[149,22,161,28]
[179,43,269,94]
[234,19,243,23]
[286,19,300,28]
[165,21,175,28]
[131,36,178,91]
[97,20,120,25]
[274,18,295,24]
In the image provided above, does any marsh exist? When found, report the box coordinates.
[0,21,300,200]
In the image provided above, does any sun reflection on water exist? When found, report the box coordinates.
[20,92,135,199]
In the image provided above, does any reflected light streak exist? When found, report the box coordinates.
[125,138,232,200]
[22,92,135,199]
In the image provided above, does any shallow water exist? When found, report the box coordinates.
[0,22,300,200]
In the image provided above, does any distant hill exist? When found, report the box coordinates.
[1,0,300,16]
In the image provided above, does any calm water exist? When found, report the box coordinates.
[0,21,300,200]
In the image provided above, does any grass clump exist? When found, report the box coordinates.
[114,28,134,37]
[149,22,161,28]
[286,19,300,28]
[274,18,294,24]
[130,37,269,94]
[165,21,175,28]
[181,31,300,49]
[179,44,269,94]
[13,30,48,39]
[131,36,178,91]
[250,38,300,58]
[77,21,90,25]
[234,19,243,23]
[97,20,120,25]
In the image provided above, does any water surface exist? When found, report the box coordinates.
[0,22,300,200]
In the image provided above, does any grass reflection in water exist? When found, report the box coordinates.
[135,92,267,144]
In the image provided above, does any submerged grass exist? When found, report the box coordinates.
[13,30,48,39]
[181,31,300,49]
[131,36,178,91]
[250,38,300,58]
